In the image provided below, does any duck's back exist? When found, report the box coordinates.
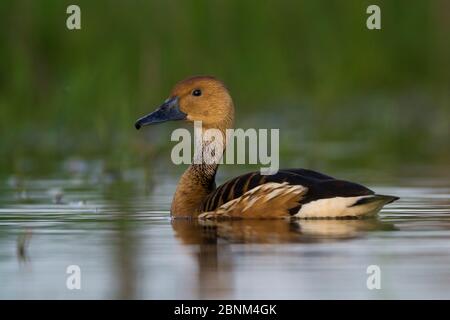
[200,168,378,218]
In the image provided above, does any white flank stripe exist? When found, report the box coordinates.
[295,195,384,218]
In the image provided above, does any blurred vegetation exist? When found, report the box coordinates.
[0,0,449,177]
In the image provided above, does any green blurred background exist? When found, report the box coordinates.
[0,0,449,177]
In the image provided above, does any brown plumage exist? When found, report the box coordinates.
[135,76,399,219]
[198,182,307,219]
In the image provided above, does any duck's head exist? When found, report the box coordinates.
[135,76,234,130]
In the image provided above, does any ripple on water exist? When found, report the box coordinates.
[0,171,449,299]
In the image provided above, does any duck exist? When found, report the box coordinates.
[135,76,399,219]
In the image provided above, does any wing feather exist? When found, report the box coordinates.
[199,182,308,219]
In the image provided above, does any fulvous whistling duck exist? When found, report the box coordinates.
[135,76,399,219]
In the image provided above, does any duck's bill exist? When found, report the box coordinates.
[135,97,187,130]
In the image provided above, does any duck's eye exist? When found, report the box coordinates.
[192,89,202,97]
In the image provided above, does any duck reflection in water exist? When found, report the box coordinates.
[172,218,394,244]
[172,218,394,298]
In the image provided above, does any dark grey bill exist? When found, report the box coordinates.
[135,97,187,130]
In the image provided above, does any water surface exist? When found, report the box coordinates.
[0,161,449,299]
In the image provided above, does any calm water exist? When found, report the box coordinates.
[0,159,449,299]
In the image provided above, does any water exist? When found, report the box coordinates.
[0,160,449,299]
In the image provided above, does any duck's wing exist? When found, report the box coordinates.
[199,169,376,218]
[199,182,308,219]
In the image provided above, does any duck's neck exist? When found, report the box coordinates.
[171,119,232,217]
